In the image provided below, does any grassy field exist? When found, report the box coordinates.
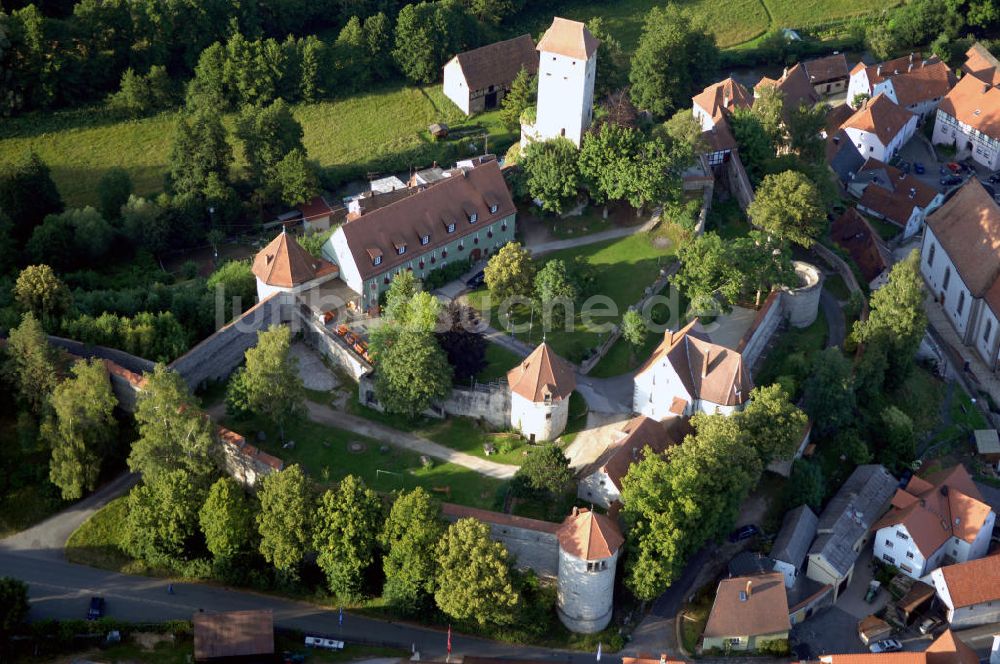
[65,496,135,572]
[467,232,678,364]
[588,296,688,378]
[0,85,511,209]
[230,413,506,507]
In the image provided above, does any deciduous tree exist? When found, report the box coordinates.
[124,470,204,563]
[97,167,133,220]
[14,264,72,326]
[484,241,535,301]
[168,108,233,198]
[227,326,305,441]
[314,475,383,598]
[0,577,30,636]
[803,348,856,437]
[736,383,807,467]
[629,3,719,116]
[784,459,825,510]
[499,66,535,130]
[514,444,572,496]
[273,148,319,207]
[43,359,118,500]
[747,171,824,247]
[0,151,63,246]
[521,138,580,215]
[380,487,443,613]
[4,312,59,415]
[199,477,256,559]
[235,99,305,189]
[257,464,313,576]
[130,364,216,485]
[207,260,257,310]
[621,309,647,349]
[435,518,519,626]
[371,327,453,416]
[877,405,915,473]
[436,303,487,384]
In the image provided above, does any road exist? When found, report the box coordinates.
[0,549,603,662]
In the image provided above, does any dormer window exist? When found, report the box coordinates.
[447,223,455,233]
[420,235,430,245]
[469,213,478,223]
[490,204,498,214]
[367,247,383,266]
[374,255,382,265]
[397,246,405,255]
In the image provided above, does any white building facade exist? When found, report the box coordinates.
[933,73,1000,170]
[555,508,623,634]
[926,556,1000,628]
[520,18,598,149]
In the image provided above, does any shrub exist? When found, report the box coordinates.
[423,258,472,290]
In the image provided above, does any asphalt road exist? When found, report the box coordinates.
[0,549,604,662]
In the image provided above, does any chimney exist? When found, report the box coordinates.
[909,52,914,63]
[782,66,789,79]
[660,655,667,664]
[723,91,731,108]
[909,187,916,198]
[572,506,579,517]
[702,350,711,377]
[745,579,753,599]
[908,62,913,72]
[877,64,882,77]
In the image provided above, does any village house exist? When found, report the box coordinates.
[873,465,995,579]
[925,554,1000,628]
[507,342,576,443]
[920,179,1000,370]
[830,208,891,289]
[251,229,340,301]
[802,53,850,97]
[847,158,943,239]
[577,415,685,508]
[826,105,866,185]
[846,54,954,119]
[702,572,790,652]
[933,69,1000,170]
[322,160,515,313]
[755,63,820,117]
[816,628,978,663]
[771,505,819,589]
[840,94,918,163]
[632,319,752,421]
[963,42,1000,86]
[520,17,598,148]
[442,34,538,115]
[806,465,897,600]
[691,78,754,166]
[299,195,337,233]
[975,429,1000,470]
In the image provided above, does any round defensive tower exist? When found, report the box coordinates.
[506,342,576,443]
[556,507,624,634]
[783,260,823,329]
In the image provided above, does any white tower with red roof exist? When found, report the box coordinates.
[556,507,623,633]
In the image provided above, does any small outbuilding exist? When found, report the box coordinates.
[975,429,1000,468]
[442,34,538,115]
[193,610,274,661]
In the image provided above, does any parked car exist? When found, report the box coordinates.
[914,162,925,174]
[940,175,963,186]
[869,640,903,654]
[728,524,760,542]
[864,580,881,603]
[465,271,485,289]
[988,172,1000,183]
[87,596,105,620]
[919,617,944,635]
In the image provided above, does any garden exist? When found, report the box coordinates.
[466,231,681,365]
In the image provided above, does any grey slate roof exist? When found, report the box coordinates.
[771,505,818,569]
[808,465,897,577]
[829,134,865,184]
[729,551,777,577]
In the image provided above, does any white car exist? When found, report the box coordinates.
[869,640,903,653]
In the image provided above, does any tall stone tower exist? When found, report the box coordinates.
[556,507,624,633]
[520,17,599,149]
[506,342,576,443]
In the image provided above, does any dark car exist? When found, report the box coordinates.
[465,271,485,289]
[87,596,105,620]
[914,162,925,174]
[869,639,903,654]
[940,175,963,186]
[989,172,1000,184]
[728,524,759,542]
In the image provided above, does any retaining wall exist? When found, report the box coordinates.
[441,383,511,429]
[295,307,372,381]
[737,291,786,369]
[442,503,560,577]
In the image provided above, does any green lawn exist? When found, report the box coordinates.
[867,216,903,242]
[476,344,524,383]
[707,199,751,240]
[65,496,136,572]
[0,85,512,208]
[588,296,689,378]
[468,232,678,364]
[229,414,506,508]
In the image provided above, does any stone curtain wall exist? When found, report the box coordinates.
[441,504,560,577]
[442,383,511,429]
[725,150,756,211]
[738,291,787,370]
[169,293,290,390]
[49,335,155,375]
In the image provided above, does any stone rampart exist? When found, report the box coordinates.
[442,503,560,577]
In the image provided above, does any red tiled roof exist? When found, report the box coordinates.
[556,507,623,560]
[938,71,1000,140]
[339,160,515,281]
[506,342,576,403]
[756,63,820,114]
[804,53,849,84]
[598,416,683,490]
[536,17,599,60]
[888,60,955,108]
[704,573,789,638]
[692,78,754,122]
[298,195,334,221]
[252,231,338,288]
[841,93,915,146]
[963,42,1000,86]
[937,555,1000,608]
[830,208,890,283]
